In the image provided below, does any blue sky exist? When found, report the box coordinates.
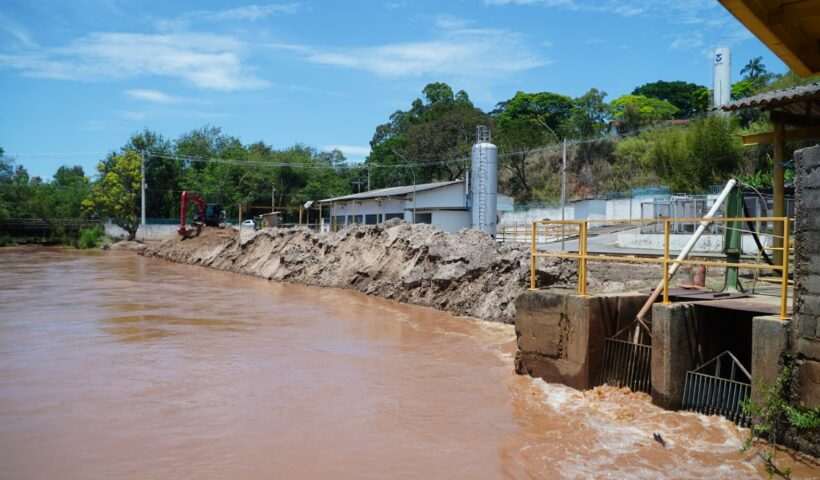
[1,0,786,179]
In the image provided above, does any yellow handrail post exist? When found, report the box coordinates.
[530,221,537,290]
[663,219,670,304]
[780,218,790,320]
[579,221,588,296]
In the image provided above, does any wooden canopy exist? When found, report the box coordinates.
[720,82,820,264]
[719,0,820,77]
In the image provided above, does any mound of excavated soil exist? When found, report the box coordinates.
[143,219,659,323]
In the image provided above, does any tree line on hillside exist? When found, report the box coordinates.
[1,57,817,241]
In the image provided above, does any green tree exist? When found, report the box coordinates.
[731,79,758,100]
[493,90,574,137]
[610,94,678,132]
[83,151,142,240]
[496,117,550,202]
[741,56,767,83]
[565,88,610,139]
[632,80,705,118]
[124,130,178,220]
[367,82,491,186]
[691,86,711,113]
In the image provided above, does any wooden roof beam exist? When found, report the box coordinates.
[740,125,820,145]
[768,0,820,24]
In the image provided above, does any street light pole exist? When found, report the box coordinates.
[391,150,416,223]
[140,151,146,227]
[560,138,567,251]
[535,120,568,250]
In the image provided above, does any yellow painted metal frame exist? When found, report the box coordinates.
[529,217,793,320]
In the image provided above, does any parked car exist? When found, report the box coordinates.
[242,219,255,229]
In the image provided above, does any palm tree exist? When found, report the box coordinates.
[741,56,767,81]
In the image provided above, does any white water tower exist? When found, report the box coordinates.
[713,46,731,107]
[470,126,497,236]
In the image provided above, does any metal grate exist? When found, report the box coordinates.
[682,351,752,426]
[599,320,652,394]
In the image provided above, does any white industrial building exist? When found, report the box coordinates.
[318,179,512,234]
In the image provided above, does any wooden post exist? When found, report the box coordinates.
[773,114,785,267]
[299,207,303,226]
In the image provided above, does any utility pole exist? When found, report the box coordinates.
[271,185,275,213]
[140,151,146,227]
[367,165,371,191]
[560,139,567,251]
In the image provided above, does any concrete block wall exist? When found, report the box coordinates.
[514,291,647,390]
[793,144,820,409]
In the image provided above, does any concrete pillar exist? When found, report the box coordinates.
[751,316,791,404]
[514,290,647,390]
[651,303,697,410]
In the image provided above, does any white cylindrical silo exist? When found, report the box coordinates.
[713,46,731,107]
[470,139,498,236]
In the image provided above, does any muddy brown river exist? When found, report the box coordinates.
[0,248,817,479]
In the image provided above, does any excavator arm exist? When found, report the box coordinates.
[178,190,206,236]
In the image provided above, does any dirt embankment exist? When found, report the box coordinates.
[142,220,659,323]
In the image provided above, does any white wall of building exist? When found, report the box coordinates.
[408,182,467,209]
[431,210,471,232]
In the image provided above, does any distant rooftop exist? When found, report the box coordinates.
[319,180,463,203]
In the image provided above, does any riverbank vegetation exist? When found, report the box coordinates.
[1,59,817,240]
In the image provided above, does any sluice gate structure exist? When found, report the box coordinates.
[515,211,794,424]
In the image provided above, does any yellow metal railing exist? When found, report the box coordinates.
[498,222,579,243]
[529,217,793,320]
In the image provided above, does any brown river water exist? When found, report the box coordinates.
[0,247,817,479]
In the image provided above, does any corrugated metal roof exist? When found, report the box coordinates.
[319,180,463,203]
[718,83,820,115]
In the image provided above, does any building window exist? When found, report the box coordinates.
[348,215,363,225]
[414,213,432,224]
[333,215,346,226]
[384,213,403,220]
[365,214,379,225]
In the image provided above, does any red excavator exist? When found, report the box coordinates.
[178,191,226,237]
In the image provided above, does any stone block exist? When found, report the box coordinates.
[798,337,820,362]
[796,313,818,338]
[751,316,790,404]
[804,168,820,189]
[795,145,820,172]
[797,359,820,409]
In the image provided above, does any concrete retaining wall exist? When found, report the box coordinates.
[104,223,178,241]
[617,232,766,253]
[514,291,647,390]
[793,144,820,410]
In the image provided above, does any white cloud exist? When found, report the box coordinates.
[156,3,301,30]
[125,89,181,103]
[433,14,473,30]
[484,0,752,48]
[302,27,548,80]
[323,145,371,157]
[0,13,38,49]
[384,1,408,9]
[0,32,269,91]
[199,4,301,21]
[118,110,148,121]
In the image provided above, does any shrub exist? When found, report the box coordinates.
[77,225,105,249]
